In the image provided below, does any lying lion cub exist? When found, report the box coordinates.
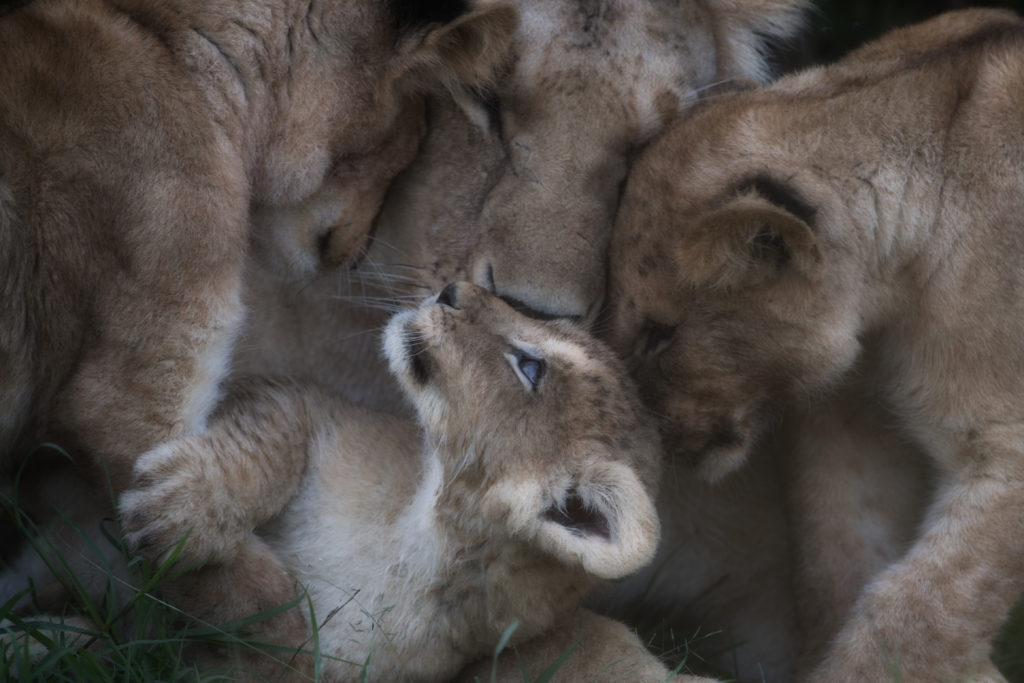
[605,8,1024,683]
[120,282,698,681]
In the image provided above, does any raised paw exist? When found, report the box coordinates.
[118,439,250,568]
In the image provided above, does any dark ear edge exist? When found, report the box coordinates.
[390,1,518,91]
[390,0,470,31]
[676,194,818,290]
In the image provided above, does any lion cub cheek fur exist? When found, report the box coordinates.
[607,8,1024,682]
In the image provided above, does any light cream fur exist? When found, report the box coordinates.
[606,9,1024,682]
[0,0,517,496]
[117,283,691,681]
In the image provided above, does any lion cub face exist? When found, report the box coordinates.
[604,99,871,481]
[604,8,1024,482]
[384,282,661,579]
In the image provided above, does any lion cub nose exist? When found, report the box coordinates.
[436,282,459,309]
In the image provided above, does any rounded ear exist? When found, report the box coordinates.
[533,462,660,580]
[676,194,818,290]
[391,0,518,92]
[705,0,811,82]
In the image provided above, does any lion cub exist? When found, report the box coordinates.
[120,282,668,681]
[605,8,1024,683]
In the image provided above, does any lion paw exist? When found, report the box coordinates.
[118,440,249,568]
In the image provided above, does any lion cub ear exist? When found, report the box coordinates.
[676,194,818,290]
[390,0,518,92]
[533,461,660,581]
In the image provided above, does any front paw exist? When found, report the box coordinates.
[118,440,248,568]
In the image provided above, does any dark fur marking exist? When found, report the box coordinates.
[543,489,611,540]
[316,229,333,263]
[390,0,468,31]
[498,294,570,322]
[733,174,817,229]
[403,326,432,385]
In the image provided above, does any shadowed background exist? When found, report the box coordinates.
[786,0,1024,68]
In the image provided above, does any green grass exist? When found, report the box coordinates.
[0,466,624,683]
[997,596,1024,682]
[0,448,319,682]
[7,448,1019,682]
[1,511,212,682]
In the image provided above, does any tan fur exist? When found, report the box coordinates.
[222,1,810,678]
[606,9,1024,682]
[454,607,711,682]
[117,283,681,681]
[0,0,517,495]
[592,435,798,682]
[230,0,812,416]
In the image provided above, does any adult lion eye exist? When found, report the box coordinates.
[641,321,676,357]
[506,348,546,391]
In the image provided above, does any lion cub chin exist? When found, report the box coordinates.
[120,282,666,681]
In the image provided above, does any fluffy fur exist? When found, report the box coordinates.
[233,0,811,404]
[0,2,515,676]
[118,283,703,681]
[227,1,810,677]
[605,9,1024,682]
[0,0,517,493]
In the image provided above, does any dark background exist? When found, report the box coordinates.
[4,0,1024,64]
[6,0,1024,57]
[784,0,1024,68]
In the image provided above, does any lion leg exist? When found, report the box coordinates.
[806,424,1024,682]
[118,377,328,568]
[593,441,797,682]
[112,378,333,678]
[779,383,931,677]
[51,261,247,496]
[161,535,312,682]
[454,607,719,683]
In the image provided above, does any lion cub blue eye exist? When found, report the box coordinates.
[519,356,544,385]
[506,349,546,391]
